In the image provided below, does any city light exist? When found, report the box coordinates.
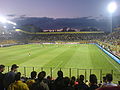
[107,2,117,14]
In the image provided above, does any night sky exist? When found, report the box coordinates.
[0,0,120,18]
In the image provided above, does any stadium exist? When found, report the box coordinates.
[0,0,120,90]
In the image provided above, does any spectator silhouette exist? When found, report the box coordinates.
[54,70,64,90]
[30,71,49,90]
[8,72,29,90]
[3,64,19,89]
[26,71,37,88]
[89,74,99,90]
[105,74,117,86]
[0,65,5,90]
[70,76,77,87]
[75,75,89,90]
[64,77,74,90]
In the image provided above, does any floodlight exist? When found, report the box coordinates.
[2,32,5,34]
[13,26,16,29]
[0,16,17,25]
[3,26,7,28]
[107,2,117,13]
[0,17,7,23]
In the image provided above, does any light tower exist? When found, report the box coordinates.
[107,1,117,33]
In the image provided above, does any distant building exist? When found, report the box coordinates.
[43,29,63,32]
[43,28,80,32]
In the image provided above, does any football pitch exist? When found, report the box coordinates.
[0,44,120,82]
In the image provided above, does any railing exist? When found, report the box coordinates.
[5,66,120,83]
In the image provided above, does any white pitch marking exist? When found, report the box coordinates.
[97,48,120,72]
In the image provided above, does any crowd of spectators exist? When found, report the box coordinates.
[14,30,120,45]
[28,33,107,42]
[101,31,120,45]
[0,64,120,90]
[1,30,119,44]
[0,31,106,42]
[0,26,120,44]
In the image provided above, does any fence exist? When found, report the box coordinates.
[5,66,120,83]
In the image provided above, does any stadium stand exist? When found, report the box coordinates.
[23,33,107,41]
[101,30,120,45]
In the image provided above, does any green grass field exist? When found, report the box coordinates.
[0,44,120,82]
